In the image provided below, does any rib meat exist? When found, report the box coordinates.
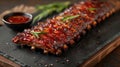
[12,0,120,55]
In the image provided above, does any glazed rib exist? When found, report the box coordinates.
[12,0,120,55]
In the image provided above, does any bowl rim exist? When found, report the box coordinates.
[2,12,33,25]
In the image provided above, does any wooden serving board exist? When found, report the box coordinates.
[0,0,120,67]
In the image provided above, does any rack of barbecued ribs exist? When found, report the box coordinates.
[12,0,120,55]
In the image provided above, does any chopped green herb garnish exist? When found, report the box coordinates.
[62,15,80,22]
[88,7,96,11]
[30,31,47,38]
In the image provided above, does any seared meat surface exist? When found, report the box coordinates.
[12,0,120,55]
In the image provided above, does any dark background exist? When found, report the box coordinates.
[0,0,79,13]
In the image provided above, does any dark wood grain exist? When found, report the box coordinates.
[0,56,20,67]
[95,46,120,67]
[80,36,120,67]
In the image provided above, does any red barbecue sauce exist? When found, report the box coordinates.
[7,16,29,24]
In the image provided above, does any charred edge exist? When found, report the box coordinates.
[56,49,62,55]
[87,25,92,30]
[92,21,97,26]
[106,12,110,18]
[69,40,75,45]
[102,15,106,21]
[111,8,116,14]
[97,17,102,23]
[63,44,68,50]
[31,46,35,50]
[44,50,49,54]
[82,30,86,35]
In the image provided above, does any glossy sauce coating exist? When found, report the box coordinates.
[12,1,115,54]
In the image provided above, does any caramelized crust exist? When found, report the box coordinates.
[12,0,120,55]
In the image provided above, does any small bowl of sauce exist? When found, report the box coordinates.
[2,12,32,31]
